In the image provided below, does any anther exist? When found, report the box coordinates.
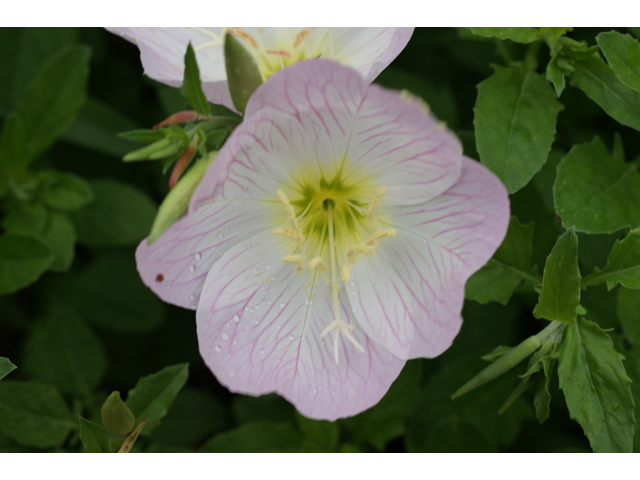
[282,255,304,273]
[265,49,292,58]
[340,264,352,282]
[276,189,305,248]
[226,27,258,49]
[366,229,396,247]
[293,29,311,48]
[307,257,327,272]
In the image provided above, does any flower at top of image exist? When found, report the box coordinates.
[107,27,413,109]
[135,59,510,420]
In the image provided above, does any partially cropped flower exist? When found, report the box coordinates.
[136,60,509,420]
[107,27,413,108]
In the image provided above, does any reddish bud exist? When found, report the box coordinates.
[169,144,197,188]
[153,111,207,129]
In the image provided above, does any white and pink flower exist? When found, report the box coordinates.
[136,59,509,420]
[108,27,414,108]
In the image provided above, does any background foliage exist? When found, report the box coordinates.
[1,27,640,453]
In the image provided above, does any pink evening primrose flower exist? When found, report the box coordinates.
[136,59,510,420]
[107,27,414,109]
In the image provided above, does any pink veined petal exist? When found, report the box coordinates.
[362,28,415,83]
[347,157,510,359]
[196,229,405,420]
[107,27,226,87]
[201,80,237,111]
[136,200,278,309]
[191,60,461,212]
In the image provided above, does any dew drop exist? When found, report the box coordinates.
[225,227,230,232]
[266,263,272,270]
[253,268,258,275]
[350,281,356,286]
[189,294,196,301]
[233,314,240,323]
[423,239,427,244]
[259,348,265,355]
[279,302,286,309]
[219,234,225,239]
[352,290,357,295]
[289,334,295,340]
[254,319,260,325]
[322,370,327,375]
[277,324,282,329]
[232,340,238,346]
[312,389,318,395]
[211,246,216,252]
[221,332,229,341]
[214,345,222,353]
[194,252,202,261]
[189,265,196,273]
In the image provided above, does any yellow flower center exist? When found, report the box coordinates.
[272,162,396,364]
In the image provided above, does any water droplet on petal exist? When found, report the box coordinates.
[423,239,427,244]
[254,319,260,325]
[259,348,265,355]
[279,302,286,309]
[232,340,238,346]
[219,234,225,239]
[211,246,216,252]
[289,334,295,340]
[233,314,240,323]
[266,263,271,270]
[253,268,258,274]
[350,281,356,286]
[194,252,202,261]
[189,294,196,301]
[214,345,222,353]
[221,332,229,341]
[189,265,196,273]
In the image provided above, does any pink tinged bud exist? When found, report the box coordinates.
[169,143,197,188]
[153,111,207,130]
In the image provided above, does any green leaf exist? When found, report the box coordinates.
[68,179,156,247]
[583,227,640,290]
[150,387,228,446]
[0,234,53,295]
[555,137,640,234]
[0,380,74,448]
[0,28,78,110]
[618,288,640,344]
[554,317,634,452]
[125,364,189,435]
[295,412,339,452]
[15,45,90,162]
[340,360,421,450]
[0,358,17,381]
[199,421,302,453]
[54,253,165,334]
[37,170,93,210]
[468,27,540,44]
[570,54,640,132]
[78,417,110,453]
[474,62,563,193]
[1,200,48,234]
[0,113,29,176]
[22,302,107,397]
[61,98,141,157]
[427,419,497,453]
[533,357,556,424]
[533,228,582,323]
[597,31,640,91]
[466,216,540,304]
[225,33,263,114]
[40,212,76,272]
[180,43,210,115]
[546,56,567,97]
[232,393,295,425]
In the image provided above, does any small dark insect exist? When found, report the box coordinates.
[156,274,164,282]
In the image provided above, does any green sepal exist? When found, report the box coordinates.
[78,416,111,453]
[101,391,136,437]
[181,42,210,115]
[0,358,17,382]
[224,32,263,114]
[148,152,217,244]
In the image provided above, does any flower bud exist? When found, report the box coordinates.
[101,391,136,437]
[224,32,263,114]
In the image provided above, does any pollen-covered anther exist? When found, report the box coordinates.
[340,264,352,282]
[367,185,387,227]
[265,49,292,58]
[272,228,304,247]
[307,257,327,272]
[276,189,305,248]
[366,229,396,247]
[293,29,311,48]
[226,27,258,49]
[282,254,305,273]
[346,245,375,264]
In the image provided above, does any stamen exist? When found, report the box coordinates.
[367,186,387,220]
[282,255,304,273]
[293,29,311,48]
[187,27,222,42]
[272,228,303,245]
[307,257,327,272]
[265,49,292,58]
[366,229,396,247]
[276,189,305,248]
[346,245,375,263]
[194,40,222,52]
[227,27,259,49]
[340,264,352,282]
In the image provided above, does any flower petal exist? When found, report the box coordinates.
[201,80,236,111]
[196,229,405,420]
[361,28,415,83]
[135,200,278,309]
[347,157,510,359]
[191,60,461,211]
[107,27,226,86]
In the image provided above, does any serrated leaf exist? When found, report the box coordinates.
[555,137,640,234]
[54,252,165,334]
[68,179,156,247]
[475,62,563,193]
[466,216,540,304]
[554,317,634,452]
[597,31,640,91]
[0,234,53,295]
[15,45,90,162]
[0,113,29,176]
[22,302,107,397]
[618,287,640,344]
[0,358,17,381]
[125,364,189,435]
[583,227,640,290]
[199,421,302,453]
[180,43,210,115]
[78,417,110,453]
[0,380,74,448]
[469,27,539,44]
[533,228,581,323]
[225,33,263,114]
[570,54,640,132]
